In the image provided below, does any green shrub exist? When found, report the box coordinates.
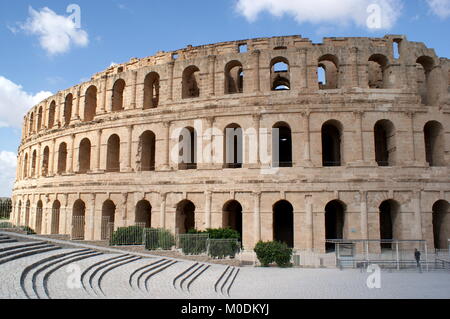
[179,234,208,255]
[20,226,36,235]
[0,222,13,228]
[208,239,240,259]
[144,228,175,250]
[254,241,293,267]
[109,226,143,246]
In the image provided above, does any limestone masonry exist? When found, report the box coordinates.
[11,35,450,252]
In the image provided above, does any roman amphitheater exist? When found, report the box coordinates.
[10,34,450,254]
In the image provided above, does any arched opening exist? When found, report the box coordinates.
[379,200,400,249]
[318,55,339,89]
[78,138,91,173]
[143,72,160,109]
[322,120,342,167]
[272,122,292,168]
[42,147,50,177]
[225,61,244,94]
[325,200,345,251]
[57,142,68,174]
[135,200,152,228]
[139,131,156,171]
[106,134,120,172]
[432,200,450,249]
[64,94,73,126]
[51,200,61,235]
[84,86,97,122]
[72,200,86,240]
[222,200,243,239]
[48,101,56,129]
[368,54,389,89]
[374,120,396,166]
[424,121,445,167]
[31,150,37,177]
[273,200,294,248]
[101,200,116,240]
[270,57,290,91]
[176,200,195,234]
[23,153,29,178]
[416,56,435,105]
[37,107,43,131]
[25,200,30,227]
[178,127,197,170]
[112,79,126,112]
[224,124,243,169]
[182,66,200,99]
[36,200,43,234]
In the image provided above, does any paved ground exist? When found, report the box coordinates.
[0,231,449,299]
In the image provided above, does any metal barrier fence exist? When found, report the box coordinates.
[71,216,85,240]
[106,227,240,259]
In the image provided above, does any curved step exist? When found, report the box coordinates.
[0,243,53,261]
[0,241,46,253]
[0,245,61,266]
[142,260,178,292]
[42,251,103,299]
[128,258,167,289]
[20,249,92,299]
[97,256,142,296]
[0,239,17,244]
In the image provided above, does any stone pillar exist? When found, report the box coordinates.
[253,191,261,244]
[350,47,359,87]
[305,194,313,251]
[160,192,167,229]
[95,129,103,172]
[352,111,365,164]
[50,139,56,176]
[301,111,312,165]
[168,61,175,101]
[68,134,75,173]
[205,191,212,229]
[75,86,81,120]
[121,193,128,227]
[131,71,138,109]
[89,194,96,240]
[251,50,261,93]
[360,191,368,239]
[406,111,417,164]
[206,117,215,167]
[102,76,108,114]
[251,114,261,166]
[299,49,308,89]
[125,125,133,172]
[208,55,216,96]
[62,194,69,234]
[162,121,171,170]
[413,191,423,240]
[36,143,41,178]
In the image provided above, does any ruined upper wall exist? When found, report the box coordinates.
[21,34,450,141]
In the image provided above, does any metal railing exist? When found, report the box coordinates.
[0,200,12,220]
[71,215,85,240]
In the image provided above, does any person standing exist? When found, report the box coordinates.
[414,249,421,268]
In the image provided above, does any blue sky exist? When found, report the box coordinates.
[0,0,449,196]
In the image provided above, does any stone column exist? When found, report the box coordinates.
[206,117,215,167]
[102,76,108,114]
[36,143,41,178]
[305,194,313,251]
[352,111,365,164]
[89,194,96,240]
[162,121,171,170]
[251,114,261,166]
[125,125,133,172]
[95,129,103,172]
[412,191,423,240]
[75,86,81,120]
[301,111,312,165]
[208,55,216,96]
[168,61,175,101]
[299,48,308,88]
[159,192,167,229]
[68,134,75,173]
[406,111,417,164]
[131,71,138,109]
[121,193,128,227]
[50,139,56,176]
[205,191,212,229]
[251,50,261,93]
[62,194,69,234]
[360,191,368,239]
[253,191,261,244]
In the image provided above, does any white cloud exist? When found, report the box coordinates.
[426,0,450,18]
[0,76,52,128]
[0,151,17,197]
[235,0,403,29]
[20,6,89,55]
